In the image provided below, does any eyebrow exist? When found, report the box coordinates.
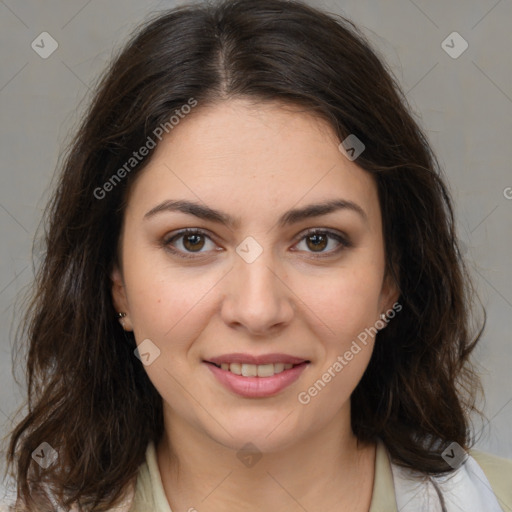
[143,198,368,229]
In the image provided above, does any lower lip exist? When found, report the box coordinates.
[204,362,309,398]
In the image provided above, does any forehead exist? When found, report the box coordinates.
[125,98,380,228]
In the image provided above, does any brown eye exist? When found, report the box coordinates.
[164,229,216,259]
[182,233,205,252]
[305,233,328,252]
[294,229,350,258]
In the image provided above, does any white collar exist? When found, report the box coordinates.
[391,453,505,511]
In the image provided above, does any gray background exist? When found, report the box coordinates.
[1,0,511,499]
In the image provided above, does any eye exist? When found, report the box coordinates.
[293,229,351,258]
[163,229,217,259]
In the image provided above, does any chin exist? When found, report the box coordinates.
[204,411,303,453]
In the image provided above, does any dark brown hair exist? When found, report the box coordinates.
[3,0,486,509]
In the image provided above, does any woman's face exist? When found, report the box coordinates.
[112,98,398,452]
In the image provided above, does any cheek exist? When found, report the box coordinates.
[295,268,381,410]
[297,263,383,343]
[124,254,219,352]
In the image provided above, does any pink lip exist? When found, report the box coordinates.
[205,353,308,365]
[204,361,309,398]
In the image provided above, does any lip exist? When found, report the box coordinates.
[204,360,309,398]
[205,353,308,365]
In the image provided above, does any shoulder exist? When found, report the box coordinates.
[0,484,16,511]
[469,448,512,509]
[387,444,512,512]
[0,481,138,512]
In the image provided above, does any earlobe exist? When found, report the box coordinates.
[110,266,133,331]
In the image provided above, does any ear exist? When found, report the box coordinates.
[378,269,401,327]
[111,265,133,331]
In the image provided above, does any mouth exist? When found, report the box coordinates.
[202,353,311,397]
[204,358,310,398]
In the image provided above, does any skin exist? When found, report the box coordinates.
[111,98,399,512]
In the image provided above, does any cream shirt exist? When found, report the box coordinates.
[2,440,511,511]
[127,440,512,512]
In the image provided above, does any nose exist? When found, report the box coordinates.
[220,249,295,336]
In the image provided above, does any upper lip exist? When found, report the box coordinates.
[205,353,309,365]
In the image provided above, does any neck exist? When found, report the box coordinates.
[157,407,376,512]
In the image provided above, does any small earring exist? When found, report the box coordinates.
[117,312,127,328]
[380,313,387,322]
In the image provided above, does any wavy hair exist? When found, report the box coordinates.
[3,0,485,509]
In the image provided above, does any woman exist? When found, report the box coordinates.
[2,0,511,510]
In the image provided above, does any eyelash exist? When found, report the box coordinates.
[162,228,351,260]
